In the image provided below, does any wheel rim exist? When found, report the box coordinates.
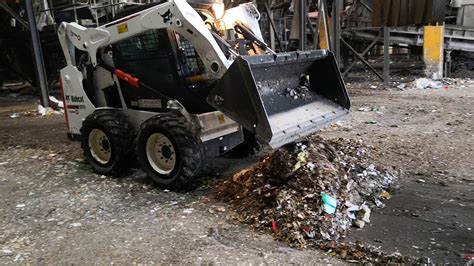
[146,133,177,175]
[88,128,112,165]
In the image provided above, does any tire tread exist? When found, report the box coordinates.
[80,109,134,176]
[137,111,202,190]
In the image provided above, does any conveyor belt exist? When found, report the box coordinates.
[343,24,474,52]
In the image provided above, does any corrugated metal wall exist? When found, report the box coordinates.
[372,0,445,27]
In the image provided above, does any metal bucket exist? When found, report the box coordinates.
[207,50,351,148]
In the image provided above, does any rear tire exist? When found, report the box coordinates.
[136,112,202,190]
[81,109,134,176]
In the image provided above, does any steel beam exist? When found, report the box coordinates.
[299,0,307,50]
[341,38,383,81]
[318,0,331,50]
[383,26,390,86]
[264,2,283,51]
[25,0,49,107]
[333,0,342,64]
[342,32,381,77]
[343,25,474,53]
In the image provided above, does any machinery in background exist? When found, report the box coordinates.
[0,0,153,90]
[449,0,474,27]
[2,0,473,92]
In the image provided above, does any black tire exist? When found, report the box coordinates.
[80,109,134,176]
[136,111,202,190]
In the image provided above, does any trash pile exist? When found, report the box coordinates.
[413,78,444,90]
[215,136,397,249]
[8,96,64,119]
[396,77,473,90]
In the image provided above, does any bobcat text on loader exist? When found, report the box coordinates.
[58,0,350,189]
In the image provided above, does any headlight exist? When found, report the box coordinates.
[212,2,225,19]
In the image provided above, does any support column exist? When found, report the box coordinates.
[318,0,331,50]
[444,50,452,78]
[383,26,390,86]
[423,25,444,80]
[332,0,342,64]
[25,0,49,107]
[268,0,275,50]
[299,0,307,50]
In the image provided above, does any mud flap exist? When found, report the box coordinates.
[207,50,350,148]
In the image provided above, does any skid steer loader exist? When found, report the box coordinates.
[57,0,350,189]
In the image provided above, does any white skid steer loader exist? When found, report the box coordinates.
[58,0,350,189]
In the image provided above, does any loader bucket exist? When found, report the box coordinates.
[207,50,350,148]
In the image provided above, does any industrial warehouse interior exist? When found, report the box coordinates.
[0,0,473,263]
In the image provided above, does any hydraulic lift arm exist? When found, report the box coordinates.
[57,0,232,78]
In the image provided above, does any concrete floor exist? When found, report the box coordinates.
[0,81,472,263]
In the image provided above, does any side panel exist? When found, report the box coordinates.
[195,111,241,142]
[60,65,96,134]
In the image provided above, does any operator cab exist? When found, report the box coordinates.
[106,3,218,115]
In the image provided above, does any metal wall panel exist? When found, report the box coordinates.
[372,0,445,27]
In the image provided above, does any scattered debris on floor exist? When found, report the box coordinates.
[414,78,444,90]
[215,136,405,262]
[36,104,56,116]
[8,104,60,118]
[48,96,64,111]
[0,82,33,95]
[396,77,473,90]
[357,106,382,113]
[38,96,64,116]
[9,113,20,118]
[317,241,423,263]
[6,97,65,118]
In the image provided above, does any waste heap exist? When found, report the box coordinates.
[215,136,397,248]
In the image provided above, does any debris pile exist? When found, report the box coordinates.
[413,78,444,90]
[396,77,473,90]
[215,136,397,249]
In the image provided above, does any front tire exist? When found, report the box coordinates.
[80,109,134,176]
[136,112,202,190]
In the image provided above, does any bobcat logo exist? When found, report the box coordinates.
[160,9,172,23]
[70,31,81,41]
